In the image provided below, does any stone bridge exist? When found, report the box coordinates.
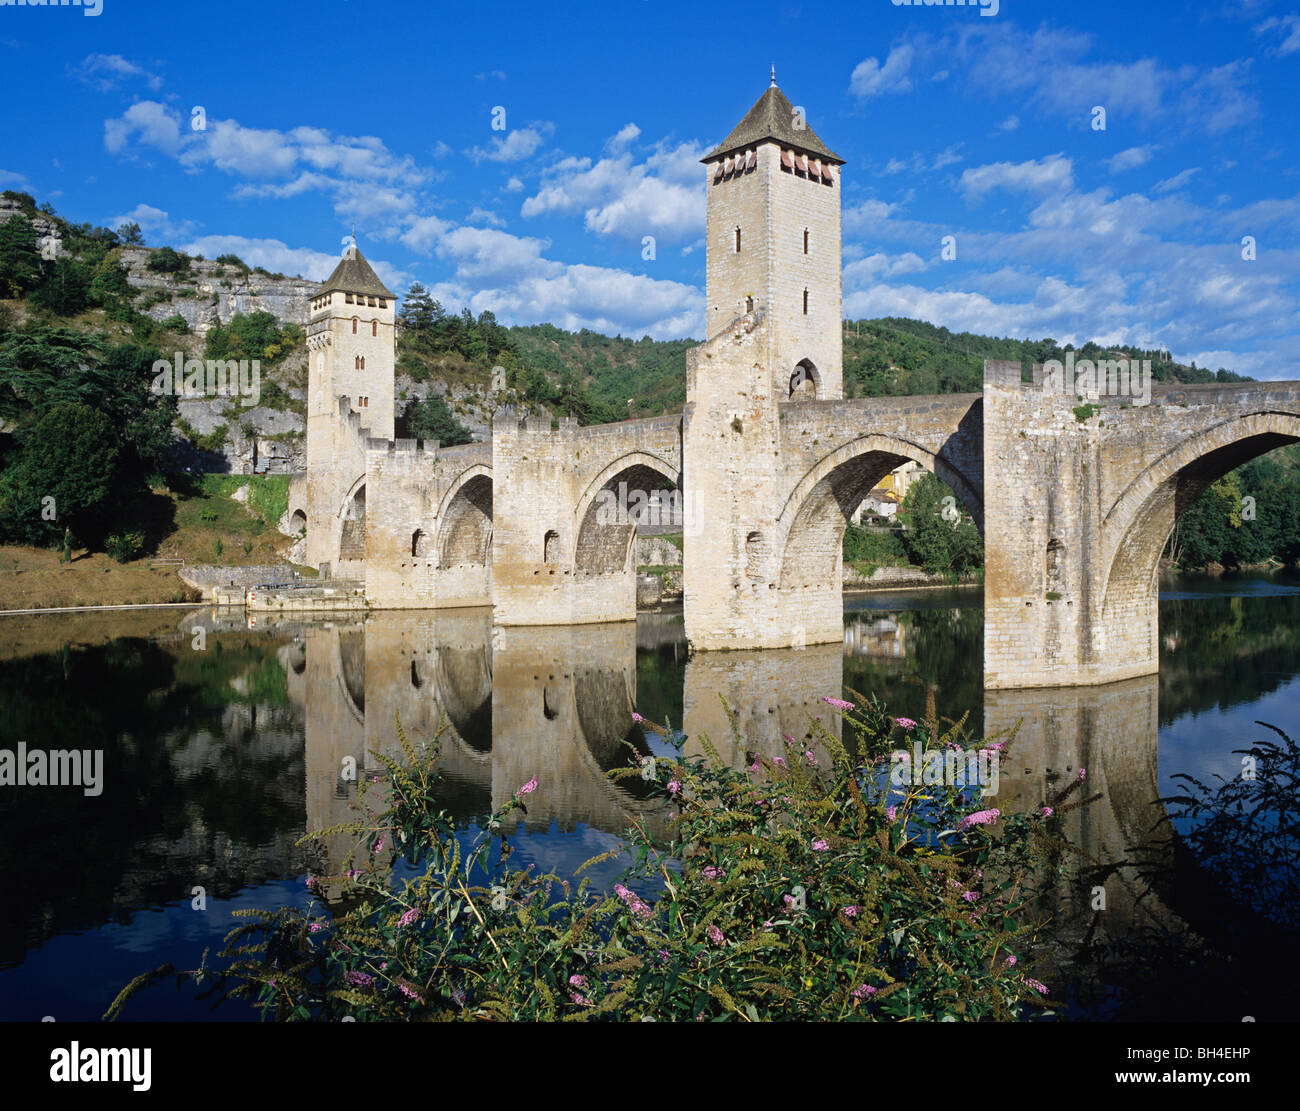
[287,354,1299,690]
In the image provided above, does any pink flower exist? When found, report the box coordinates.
[803,750,818,767]
[782,733,797,746]
[822,696,855,710]
[614,883,654,920]
[749,760,761,773]
[517,776,538,796]
[895,750,910,763]
[988,741,1006,752]
[840,905,859,918]
[308,923,324,934]
[373,837,385,853]
[667,780,681,796]
[397,907,419,927]
[1039,806,1054,817]
[657,949,670,964]
[702,866,723,880]
[1004,955,1017,966]
[893,717,917,731]
[1026,978,1049,995]
[570,992,592,1006]
[1077,768,1087,781]
[305,875,316,887]
[783,894,795,908]
[885,805,897,823]
[707,924,726,946]
[631,712,644,723]
[812,839,829,851]
[956,808,1000,831]
[344,971,373,988]
[962,891,980,902]
[851,984,876,1000]
[772,756,786,767]
[762,919,774,928]
[568,974,588,988]
[398,980,421,1000]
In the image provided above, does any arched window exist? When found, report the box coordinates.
[802,288,809,315]
[412,529,428,557]
[543,530,560,564]
[371,320,378,337]
[735,226,741,253]
[352,317,358,334]
[354,355,360,370]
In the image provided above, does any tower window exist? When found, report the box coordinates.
[803,228,809,254]
[735,226,741,253]
[745,296,754,313]
[803,289,809,315]
[378,299,386,309]
[345,293,353,304]
[360,356,365,370]
[355,356,360,370]
[352,317,358,334]
[372,320,378,337]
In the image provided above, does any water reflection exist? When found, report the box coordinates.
[1,575,1297,1019]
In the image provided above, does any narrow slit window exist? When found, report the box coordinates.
[803,228,809,254]
[803,288,809,315]
[735,226,741,253]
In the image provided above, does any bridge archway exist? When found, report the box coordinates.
[789,358,819,399]
[1098,412,1300,665]
[335,474,368,568]
[775,433,984,588]
[573,452,682,575]
[437,469,494,570]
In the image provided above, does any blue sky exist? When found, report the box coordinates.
[1,0,1297,377]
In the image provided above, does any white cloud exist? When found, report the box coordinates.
[467,125,552,163]
[104,101,182,157]
[995,115,1020,133]
[960,154,1073,199]
[848,44,915,99]
[1106,146,1156,173]
[466,206,506,228]
[521,133,707,242]
[0,169,32,190]
[73,53,162,91]
[1153,167,1202,194]
[1256,14,1300,55]
[181,234,409,290]
[104,203,195,240]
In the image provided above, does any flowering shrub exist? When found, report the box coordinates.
[108,698,1078,1022]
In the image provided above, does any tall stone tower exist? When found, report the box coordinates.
[701,78,844,400]
[683,80,847,650]
[303,244,397,572]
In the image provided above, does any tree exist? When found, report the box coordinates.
[0,214,41,298]
[30,257,92,316]
[898,472,983,574]
[118,222,144,245]
[404,393,472,446]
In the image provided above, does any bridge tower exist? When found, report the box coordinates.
[303,244,397,573]
[683,78,847,650]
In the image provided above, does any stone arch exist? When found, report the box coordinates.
[774,433,984,590]
[543,529,561,563]
[411,529,428,557]
[338,481,367,564]
[573,453,681,576]
[438,472,493,570]
[1097,412,1300,666]
[289,509,306,535]
[336,627,365,724]
[435,645,493,757]
[789,358,819,398]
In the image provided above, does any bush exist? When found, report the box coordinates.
[105,531,144,563]
[145,246,189,274]
[160,314,188,334]
[108,696,1082,1021]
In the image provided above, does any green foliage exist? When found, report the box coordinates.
[145,246,190,274]
[403,392,472,446]
[0,402,121,546]
[199,474,290,530]
[898,473,984,574]
[111,698,1079,1022]
[178,418,228,453]
[0,214,42,298]
[205,311,299,365]
[215,253,251,274]
[30,257,92,316]
[117,222,144,246]
[1072,403,1100,423]
[843,524,908,569]
[160,313,188,334]
[105,530,145,563]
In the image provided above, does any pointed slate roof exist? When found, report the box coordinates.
[318,245,396,299]
[703,84,844,165]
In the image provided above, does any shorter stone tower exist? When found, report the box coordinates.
[303,244,397,572]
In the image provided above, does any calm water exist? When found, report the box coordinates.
[1,570,1298,1021]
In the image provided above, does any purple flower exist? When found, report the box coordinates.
[707,924,726,946]
[772,756,787,768]
[344,971,374,988]
[305,875,316,888]
[782,733,797,746]
[851,984,877,1000]
[1005,955,1017,966]
[1077,768,1087,781]
[893,717,917,731]
[885,805,897,823]
[749,759,761,773]
[568,974,588,988]
[631,712,644,723]
[397,907,419,927]
[812,839,829,851]
[667,779,680,796]
[962,891,980,902]
[1026,978,1049,995]
[803,750,818,767]
[517,776,538,796]
[657,949,670,964]
[840,905,859,918]
[268,979,277,988]
[956,808,1000,832]
[308,922,324,934]
[398,980,421,1000]
[614,883,654,920]
[762,919,774,929]
[570,992,592,1006]
[822,696,855,710]
[1039,805,1054,817]
[702,866,724,880]
[346,869,361,880]
[372,837,385,853]
[987,741,1006,752]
